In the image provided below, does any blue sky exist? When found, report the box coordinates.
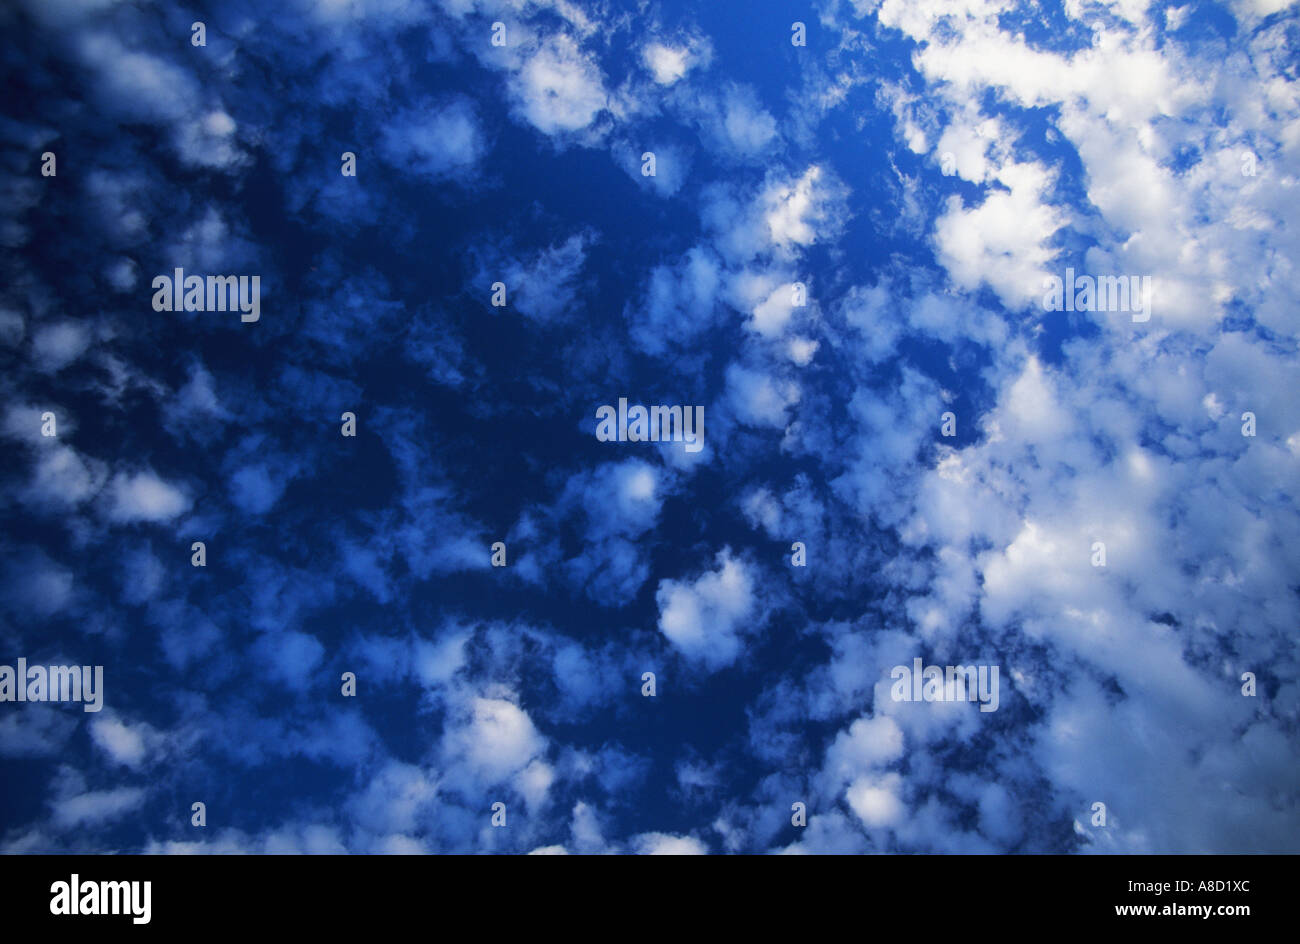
[1,0,1298,854]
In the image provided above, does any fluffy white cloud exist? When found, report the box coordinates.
[104,470,190,523]
[510,34,607,137]
[627,247,721,355]
[846,773,905,829]
[726,363,800,428]
[932,161,1065,310]
[70,29,247,170]
[642,43,690,85]
[26,446,106,511]
[51,787,146,828]
[90,716,153,769]
[716,85,778,157]
[825,716,905,782]
[630,832,708,854]
[762,165,838,254]
[640,37,711,86]
[656,549,756,670]
[441,696,550,792]
[31,322,92,373]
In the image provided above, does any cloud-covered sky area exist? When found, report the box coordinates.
[1,0,1298,854]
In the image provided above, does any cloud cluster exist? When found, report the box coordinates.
[1,0,1296,856]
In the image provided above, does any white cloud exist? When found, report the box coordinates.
[787,336,819,365]
[441,696,549,793]
[510,34,607,137]
[90,716,151,769]
[51,787,146,828]
[347,761,438,836]
[631,832,708,854]
[726,363,800,428]
[656,549,756,670]
[32,322,92,373]
[104,470,190,523]
[718,86,777,156]
[748,281,801,339]
[174,109,248,171]
[932,161,1065,310]
[628,246,721,354]
[642,43,692,85]
[762,165,841,256]
[72,30,247,169]
[640,30,716,88]
[825,716,905,782]
[846,773,905,829]
[26,446,106,511]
